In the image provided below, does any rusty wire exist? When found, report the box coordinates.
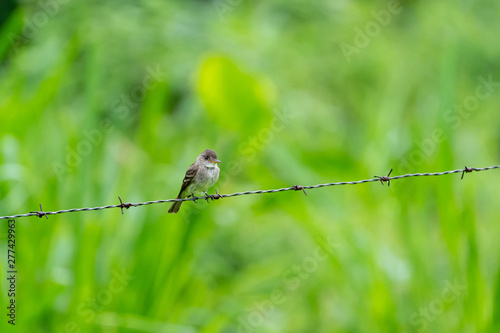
[1,165,499,220]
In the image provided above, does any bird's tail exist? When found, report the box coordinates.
[168,200,182,214]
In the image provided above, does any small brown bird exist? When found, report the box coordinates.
[168,149,221,214]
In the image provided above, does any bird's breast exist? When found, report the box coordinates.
[189,165,220,193]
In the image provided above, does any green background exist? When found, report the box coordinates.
[1,0,500,332]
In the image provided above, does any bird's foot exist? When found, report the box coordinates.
[191,194,199,203]
[204,191,213,203]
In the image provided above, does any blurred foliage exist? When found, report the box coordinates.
[1,0,500,332]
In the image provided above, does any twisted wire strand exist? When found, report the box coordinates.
[1,165,498,220]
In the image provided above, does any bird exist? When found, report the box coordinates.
[168,149,221,214]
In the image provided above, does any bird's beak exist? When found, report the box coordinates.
[212,159,221,163]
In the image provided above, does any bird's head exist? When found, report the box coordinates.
[197,149,221,168]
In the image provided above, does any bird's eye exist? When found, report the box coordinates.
[205,156,209,160]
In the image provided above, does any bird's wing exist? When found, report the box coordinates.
[177,163,198,197]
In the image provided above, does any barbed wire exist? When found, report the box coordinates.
[1,165,498,220]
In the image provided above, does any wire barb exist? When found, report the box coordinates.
[292,185,308,196]
[2,164,499,220]
[29,203,48,219]
[118,196,136,214]
[211,189,223,200]
[461,166,475,180]
[375,169,393,186]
